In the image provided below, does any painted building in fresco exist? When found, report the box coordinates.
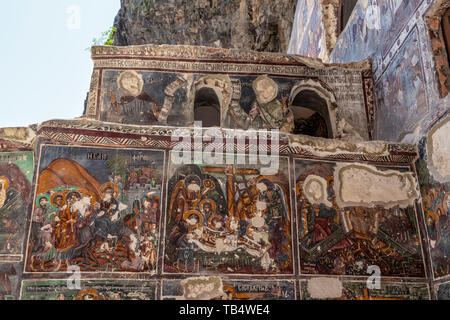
[0,0,449,300]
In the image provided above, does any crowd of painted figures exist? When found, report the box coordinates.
[27,182,161,272]
[165,164,292,274]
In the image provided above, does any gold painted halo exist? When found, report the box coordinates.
[252,75,278,104]
[117,70,144,97]
[77,288,100,300]
[0,177,9,190]
[208,215,223,230]
[183,210,203,226]
[100,182,119,198]
[51,192,66,206]
[200,199,216,214]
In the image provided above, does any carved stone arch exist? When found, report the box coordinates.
[192,75,232,127]
[289,79,338,139]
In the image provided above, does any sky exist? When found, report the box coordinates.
[0,0,121,127]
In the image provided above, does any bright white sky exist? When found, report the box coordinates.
[0,0,121,127]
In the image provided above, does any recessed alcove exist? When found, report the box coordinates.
[194,87,221,127]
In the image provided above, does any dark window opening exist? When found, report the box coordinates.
[292,90,332,139]
[194,87,221,127]
[338,0,358,34]
[443,7,450,65]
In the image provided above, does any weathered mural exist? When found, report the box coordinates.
[287,0,326,60]
[162,278,296,300]
[0,263,21,300]
[0,151,33,261]
[295,159,425,277]
[300,279,430,300]
[163,154,293,275]
[416,137,450,279]
[436,281,450,300]
[21,279,157,300]
[376,30,427,141]
[25,145,165,274]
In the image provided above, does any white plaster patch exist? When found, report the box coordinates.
[427,117,450,183]
[307,277,343,299]
[334,163,420,209]
[181,276,224,300]
[303,175,332,207]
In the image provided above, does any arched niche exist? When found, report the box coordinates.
[289,79,338,139]
[192,75,232,128]
[194,87,221,127]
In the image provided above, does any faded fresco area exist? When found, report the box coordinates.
[21,279,157,300]
[162,278,295,300]
[300,279,429,300]
[295,159,425,277]
[287,0,325,59]
[436,282,450,300]
[25,145,164,273]
[0,263,21,300]
[375,30,427,141]
[416,137,450,279]
[0,152,33,260]
[164,155,293,275]
[100,70,298,133]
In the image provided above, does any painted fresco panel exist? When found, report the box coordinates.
[436,281,450,300]
[416,138,450,279]
[162,279,295,300]
[0,151,34,261]
[20,279,157,300]
[0,263,22,300]
[25,145,165,274]
[300,280,430,300]
[163,153,293,275]
[295,159,425,277]
[376,29,427,141]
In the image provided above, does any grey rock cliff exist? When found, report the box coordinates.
[113,0,297,52]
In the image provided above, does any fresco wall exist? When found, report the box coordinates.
[0,118,426,300]
[85,44,375,141]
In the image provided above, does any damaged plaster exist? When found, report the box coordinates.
[427,117,450,183]
[334,163,420,209]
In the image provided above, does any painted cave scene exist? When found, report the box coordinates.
[164,154,293,275]
[25,145,165,273]
[295,159,425,277]
[21,279,157,300]
[0,152,33,259]
[300,280,430,300]
[162,279,296,300]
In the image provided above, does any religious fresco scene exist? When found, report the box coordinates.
[416,137,450,279]
[0,0,449,301]
[0,263,21,300]
[300,280,430,300]
[163,154,292,275]
[162,278,296,300]
[25,145,164,273]
[295,159,426,277]
[20,279,157,300]
[0,152,33,261]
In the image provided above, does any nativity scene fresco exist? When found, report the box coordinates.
[163,154,293,275]
[25,145,165,273]
[295,159,426,277]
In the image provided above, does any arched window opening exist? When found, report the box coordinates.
[338,0,358,34]
[291,90,333,139]
[443,7,450,65]
[194,87,221,127]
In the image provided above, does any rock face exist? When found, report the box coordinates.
[113,0,297,52]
